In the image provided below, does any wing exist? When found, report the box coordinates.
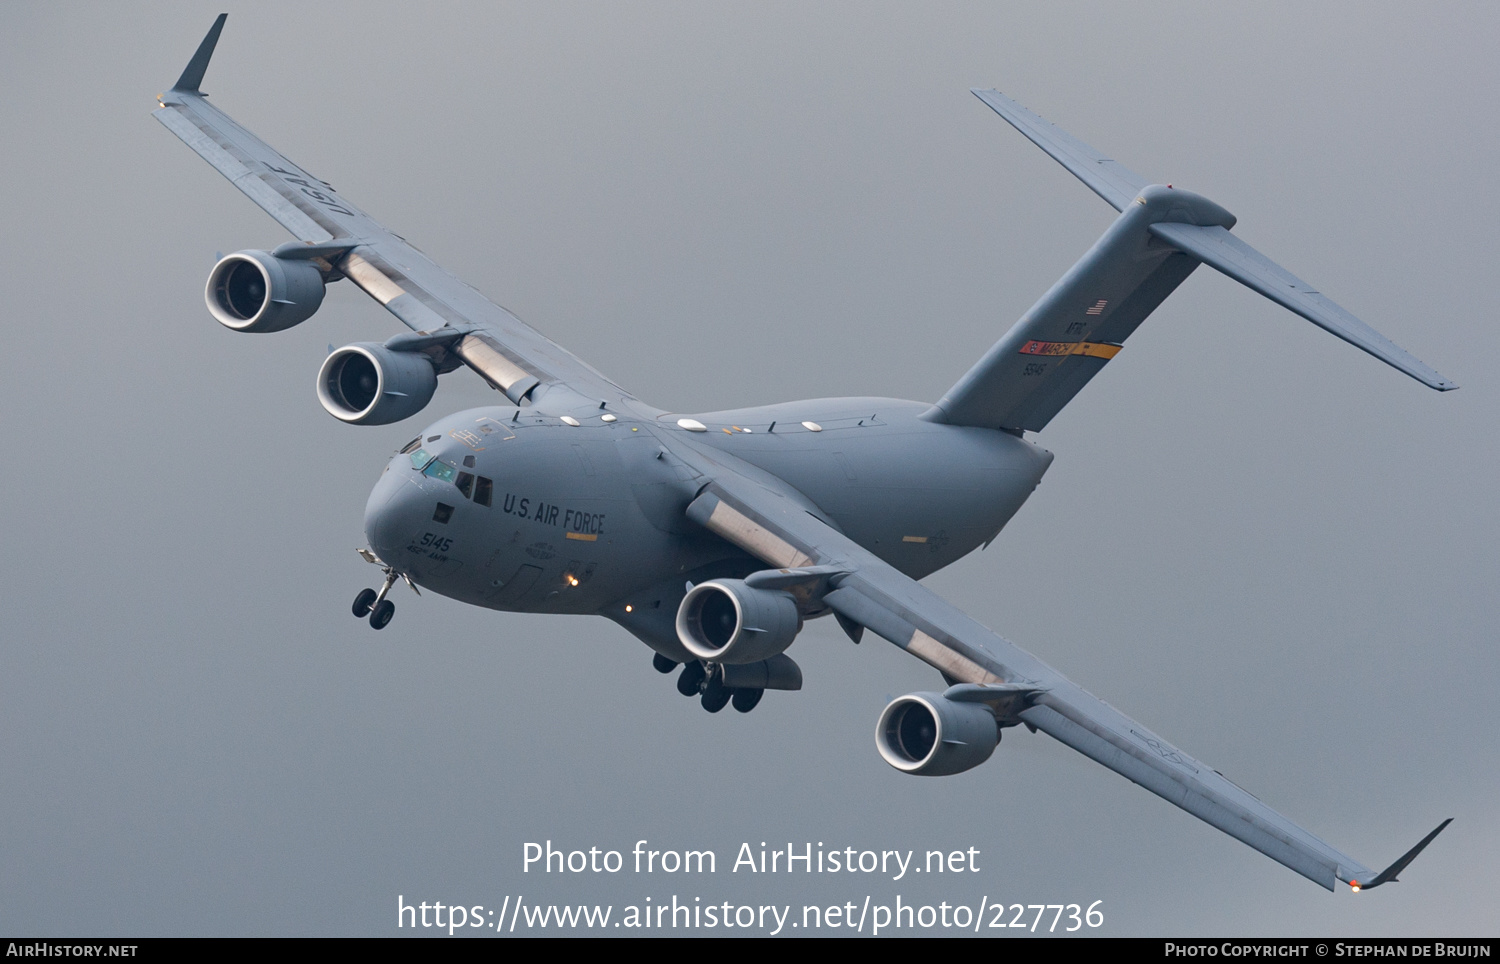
[154,15,620,406]
[667,439,1448,891]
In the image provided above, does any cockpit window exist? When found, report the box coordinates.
[409,448,433,469]
[475,476,493,507]
[400,437,422,455]
[455,472,475,499]
[424,460,458,484]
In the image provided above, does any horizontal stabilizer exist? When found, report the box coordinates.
[972,88,1147,212]
[1150,222,1457,391]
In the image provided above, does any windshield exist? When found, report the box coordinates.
[423,459,458,483]
[409,448,493,505]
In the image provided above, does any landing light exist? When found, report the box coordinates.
[625,604,633,612]
[1351,882,1361,892]
[566,575,580,587]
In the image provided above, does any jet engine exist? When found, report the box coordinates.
[205,250,326,333]
[316,342,438,425]
[675,579,801,664]
[875,692,999,776]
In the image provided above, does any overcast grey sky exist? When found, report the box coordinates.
[1,1,1495,937]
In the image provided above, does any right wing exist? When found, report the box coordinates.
[154,15,621,407]
[670,441,1448,891]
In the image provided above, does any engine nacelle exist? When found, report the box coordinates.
[316,343,438,425]
[675,579,801,664]
[875,692,999,776]
[205,250,326,333]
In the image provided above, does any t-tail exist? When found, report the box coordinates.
[926,89,1456,433]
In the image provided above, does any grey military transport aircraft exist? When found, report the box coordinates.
[157,15,1453,891]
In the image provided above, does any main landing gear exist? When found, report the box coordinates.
[656,656,764,714]
[352,550,418,630]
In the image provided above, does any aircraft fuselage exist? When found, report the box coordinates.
[365,396,1052,658]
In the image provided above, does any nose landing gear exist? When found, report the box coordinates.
[353,549,418,630]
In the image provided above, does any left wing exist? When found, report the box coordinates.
[668,440,1447,891]
[154,14,619,407]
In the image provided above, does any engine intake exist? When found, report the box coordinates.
[317,343,438,425]
[205,250,326,333]
[676,579,801,664]
[876,692,999,776]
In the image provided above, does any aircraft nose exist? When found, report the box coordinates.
[364,467,426,561]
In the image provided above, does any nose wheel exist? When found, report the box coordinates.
[353,550,419,630]
[352,588,378,617]
[369,599,395,630]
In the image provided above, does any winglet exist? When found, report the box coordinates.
[1351,818,1452,891]
[171,14,228,94]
